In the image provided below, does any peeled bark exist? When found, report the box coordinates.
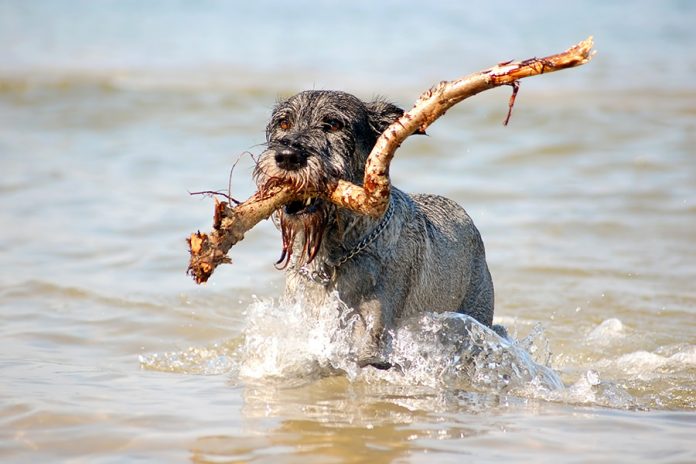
[187,37,595,283]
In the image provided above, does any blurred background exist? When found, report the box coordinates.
[1,1,694,462]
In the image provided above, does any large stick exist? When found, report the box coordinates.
[187,37,595,283]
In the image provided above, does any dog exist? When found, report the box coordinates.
[253,90,495,369]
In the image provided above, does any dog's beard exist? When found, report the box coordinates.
[253,158,333,269]
[253,145,347,269]
[276,200,329,269]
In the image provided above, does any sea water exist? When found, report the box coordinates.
[1,1,695,462]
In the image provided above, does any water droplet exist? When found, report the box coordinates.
[586,369,601,386]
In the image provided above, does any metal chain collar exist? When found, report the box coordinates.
[298,198,395,286]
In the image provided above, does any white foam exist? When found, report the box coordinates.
[668,346,696,365]
[612,346,696,377]
[586,318,625,344]
[552,369,636,408]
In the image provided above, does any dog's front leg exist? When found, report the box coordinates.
[353,297,393,370]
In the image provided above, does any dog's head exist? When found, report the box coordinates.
[253,90,404,267]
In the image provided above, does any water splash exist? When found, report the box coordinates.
[237,292,361,384]
[235,294,566,395]
[140,297,654,409]
[378,312,564,393]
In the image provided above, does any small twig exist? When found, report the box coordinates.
[188,151,258,205]
[227,151,256,204]
[503,80,520,126]
[189,190,241,205]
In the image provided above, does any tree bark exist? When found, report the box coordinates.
[187,36,595,284]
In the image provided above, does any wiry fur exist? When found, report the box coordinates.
[254,90,495,368]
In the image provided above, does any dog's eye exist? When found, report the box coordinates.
[323,119,344,133]
[278,118,292,131]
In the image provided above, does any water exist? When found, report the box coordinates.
[1,0,695,462]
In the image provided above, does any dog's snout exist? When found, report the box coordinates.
[274,146,307,171]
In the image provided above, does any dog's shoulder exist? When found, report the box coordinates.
[389,190,482,253]
[403,191,474,227]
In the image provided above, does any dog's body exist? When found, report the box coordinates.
[254,90,494,368]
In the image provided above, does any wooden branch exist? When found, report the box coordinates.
[187,36,595,283]
[329,36,595,217]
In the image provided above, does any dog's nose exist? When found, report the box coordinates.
[274,147,307,171]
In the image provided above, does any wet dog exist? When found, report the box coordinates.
[254,90,494,369]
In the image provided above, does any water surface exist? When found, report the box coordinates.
[1,1,695,462]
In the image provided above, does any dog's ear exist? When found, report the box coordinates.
[366,98,427,137]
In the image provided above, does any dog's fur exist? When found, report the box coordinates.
[254,90,494,368]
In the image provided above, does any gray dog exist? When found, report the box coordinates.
[254,90,495,369]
